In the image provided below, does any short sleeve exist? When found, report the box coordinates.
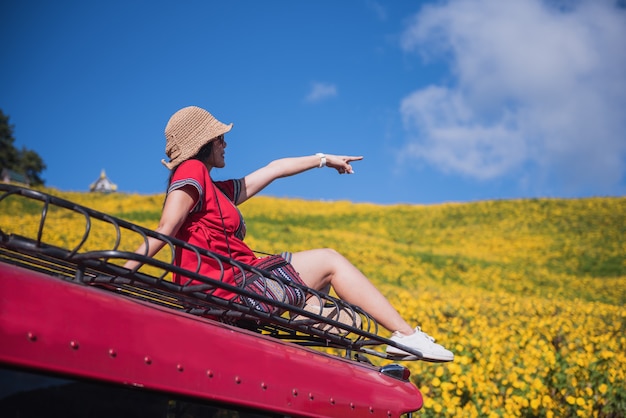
[168,159,208,213]
[214,178,244,205]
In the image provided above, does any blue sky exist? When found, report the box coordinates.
[2,0,625,204]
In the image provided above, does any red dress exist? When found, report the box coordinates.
[169,159,306,312]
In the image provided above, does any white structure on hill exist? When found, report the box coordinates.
[90,169,118,193]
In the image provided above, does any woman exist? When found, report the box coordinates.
[127,105,453,362]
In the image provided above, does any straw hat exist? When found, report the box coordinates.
[161,106,233,170]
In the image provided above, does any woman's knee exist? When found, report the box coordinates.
[290,248,345,279]
[294,248,341,262]
[319,247,340,257]
[315,248,348,267]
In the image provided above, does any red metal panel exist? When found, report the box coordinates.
[0,264,422,417]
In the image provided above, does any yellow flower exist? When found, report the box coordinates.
[530,397,541,409]
[531,377,544,391]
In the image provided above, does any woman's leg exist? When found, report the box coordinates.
[289,248,414,335]
[290,248,454,362]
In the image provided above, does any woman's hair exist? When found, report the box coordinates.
[167,140,214,190]
[194,140,215,163]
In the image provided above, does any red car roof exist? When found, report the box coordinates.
[0,184,423,417]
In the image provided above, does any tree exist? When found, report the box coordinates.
[19,148,46,186]
[0,110,19,169]
[0,109,46,186]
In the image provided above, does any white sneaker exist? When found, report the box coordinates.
[386,327,454,362]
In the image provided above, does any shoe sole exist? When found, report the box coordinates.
[386,353,454,362]
[386,347,454,362]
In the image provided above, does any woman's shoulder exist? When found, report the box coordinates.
[176,159,210,177]
[170,159,211,189]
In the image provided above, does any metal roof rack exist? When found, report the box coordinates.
[0,184,424,362]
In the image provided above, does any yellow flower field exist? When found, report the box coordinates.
[1,186,624,417]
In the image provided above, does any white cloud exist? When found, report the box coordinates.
[399,0,626,193]
[305,82,338,103]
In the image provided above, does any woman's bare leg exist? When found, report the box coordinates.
[289,248,414,335]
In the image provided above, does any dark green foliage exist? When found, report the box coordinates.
[0,109,46,186]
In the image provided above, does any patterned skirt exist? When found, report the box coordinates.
[233,252,307,314]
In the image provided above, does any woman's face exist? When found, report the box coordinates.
[209,135,227,168]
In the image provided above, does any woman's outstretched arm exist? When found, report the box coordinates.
[237,153,363,204]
